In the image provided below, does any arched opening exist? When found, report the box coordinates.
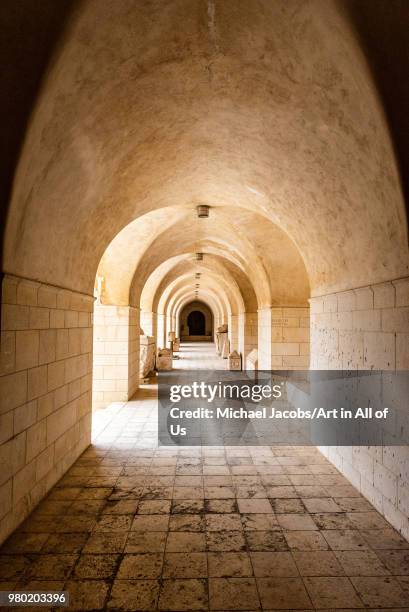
[187,311,205,335]
[180,300,214,341]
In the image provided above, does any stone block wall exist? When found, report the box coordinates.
[258,307,310,370]
[0,275,93,544]
[92,304,139,409]
[311,277,409,540]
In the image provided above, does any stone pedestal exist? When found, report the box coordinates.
[228,350,242,371]
[173,338,180,352]
[157,348,172,371]
[140,335,156,379]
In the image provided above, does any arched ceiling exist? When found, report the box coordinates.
[3,0,408,299]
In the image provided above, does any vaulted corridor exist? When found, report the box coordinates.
[1,0,409,608]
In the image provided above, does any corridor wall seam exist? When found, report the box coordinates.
[0,275,93,544]
[311,276,409,540]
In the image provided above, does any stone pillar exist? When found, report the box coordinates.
[157,314,165,349]
[92,303,140,409]
[228,314,239,351]
[140,311,155,336]
[239,312,258,363]
[258,307,309,370]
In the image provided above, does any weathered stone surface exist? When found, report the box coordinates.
[140,336,156,378]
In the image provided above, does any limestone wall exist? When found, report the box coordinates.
[311,277,409,540]
[0,275,93,544]
[92,304,139,409]
[258,307,310,370]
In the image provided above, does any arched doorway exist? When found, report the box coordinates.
[187,310,205,335]
[180,300,214,341]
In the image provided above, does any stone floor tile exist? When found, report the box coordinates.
[93,514,132,531]
[277,513,318,531]
[241,513,280,531]
[54,515,97,533]
[208,552,253,577]
[209,577,260,610]
[1,532,49,553]
[41,532,88,553]
[142,486,173,499]
[46,487,82,501]
[137,499,171,514]
[335,549,390,576]
[302,497,341,513]
[173,486,204,499]
[361,528,409,550]
[175,475,203,486]
[73,553,120,579]
[107,578,160,610]
[101,499,139,514]
[284,530,329,551]
[204,476,233,486]
[250,551,298,577]
[158,578,208,610]
[335,497,374,513]
[327,485,361,498]
[293,550,345,576]
[246,531,288,552]
[166,531,206,552]
[271,498,306,514]
[171,499,205,514]
[256,576,312,609]
[116,553,163,578]
[205,486,235,499]
[74,487,114,500]
[132,514,170,531]
[304,576,363,608]
[34,500,73,515]
[0,555,31,580]
[322,529,369,551]
[169,514,204,532]
[207,530,246,552]
[265,486,298,498]
[163,552,207,578]
[205,513,243,531]
[65,579,110,610]
[350,576,409,607]
[68,500,106,515]
[235,486,268,499]
[312,512,356,530]
[376,549,409,574]
[26,554,78,580]
[83,532,128,553]
[237,498,273,514]
[346,511,391,530]
[125,531,167,553]
[205,499,238,513]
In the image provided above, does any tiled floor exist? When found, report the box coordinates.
[0,343,408,610]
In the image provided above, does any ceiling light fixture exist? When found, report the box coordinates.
[195,252,203,261]
[196,205,210,218]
